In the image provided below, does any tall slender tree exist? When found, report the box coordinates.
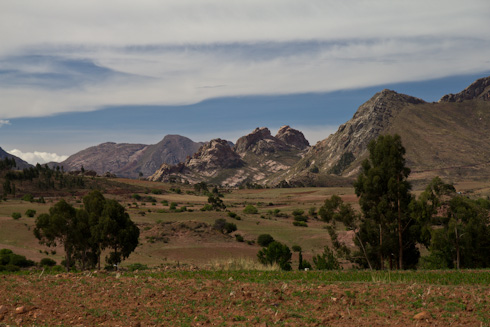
[354,134,417,269]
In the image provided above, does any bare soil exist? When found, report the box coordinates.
[0,271,488,326]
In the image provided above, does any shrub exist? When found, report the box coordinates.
[40,258,56,267]
[293,221,308,227]
[151,189,162,195]
[257,234,275,247]
[313,246,340,270]
[22,194,34,202]
[257,241,292,271]
[25,209,36,217]
[11,212,21,220]
[294,215,308,222]
[161,200,169,206]
[132,194,142,200]
[127,263,149,271]
[169,202,178,210]
[213,219,237,234]
[200,204,213,211]
[235,234,244,242]
[243,205,258,214]
[224,222,237,234]
[292,209,304,216]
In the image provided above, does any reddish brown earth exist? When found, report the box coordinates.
[0,271,488,326]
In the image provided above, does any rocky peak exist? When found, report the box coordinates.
[439,76,490,102]
[233,127,290,155]
[275,125,310,150]
[288,89,426,178]
[187,139,243,170]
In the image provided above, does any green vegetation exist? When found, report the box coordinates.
[257,241,292,271]
[34,191,139,271]
[243,204,258,214]
[0,249,35,271]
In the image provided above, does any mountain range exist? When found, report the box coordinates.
[54,135,202,179]
[4,75,490,187]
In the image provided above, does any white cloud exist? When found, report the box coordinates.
[8,149,68,165]
[0,120,10,127]
[0,0,489,119]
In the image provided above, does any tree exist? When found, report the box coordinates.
[429,196,490,269]
[98,199,140,267]
[257,234,275,247]
[354,134,417,270]
[34,199,78,271]
[257,241,292,271]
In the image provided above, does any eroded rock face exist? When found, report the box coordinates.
[187,139,244,171]
[149,139,243,182]
[439,76,490,102]
[233,127,290,155]
[275,125,310,150]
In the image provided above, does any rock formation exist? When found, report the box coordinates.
[439,76,490,102]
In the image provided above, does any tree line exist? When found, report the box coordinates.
[34,190,139,271]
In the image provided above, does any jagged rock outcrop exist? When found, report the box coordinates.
[439,76,490,102]
[149,127,309,187]
[187,139,244,171]
[57,135,202,178]
[275,125,310,150]
[0,147,32,169]
[149,139,244,183]
[233,127,291,155]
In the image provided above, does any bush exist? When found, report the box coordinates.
[161,200,169,206]
[200,204,213,211]
[224,222,237,234]
[293,221,308,227]
[294,215,308,222]
[257,234,275,247]
[235,234,244,242]
[22,194,34,202]
[25,209,36,217]
[40,258,57,267]
[151,189,162,195]
[127,263,149,271]
[313,246,340,270]
[11,212,21,220]
[213,219,237,234]
[169,202,178,210]
[132,194,142,201]
[0,250,35,268]
[257,241,292,271]
[243,205,258,214]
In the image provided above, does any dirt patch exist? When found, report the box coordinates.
[0,271,488,326]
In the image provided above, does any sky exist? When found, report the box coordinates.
[0,0,489,164]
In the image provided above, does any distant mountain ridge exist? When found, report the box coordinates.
[149,126,310,186]
[271,76,490,186]
[0,147,32,170]
[57,135,203,178]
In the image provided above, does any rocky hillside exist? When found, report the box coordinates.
[272,76,490,186]
[149,126,309,186]
[0,147,32,170]
[58,135,202,178]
